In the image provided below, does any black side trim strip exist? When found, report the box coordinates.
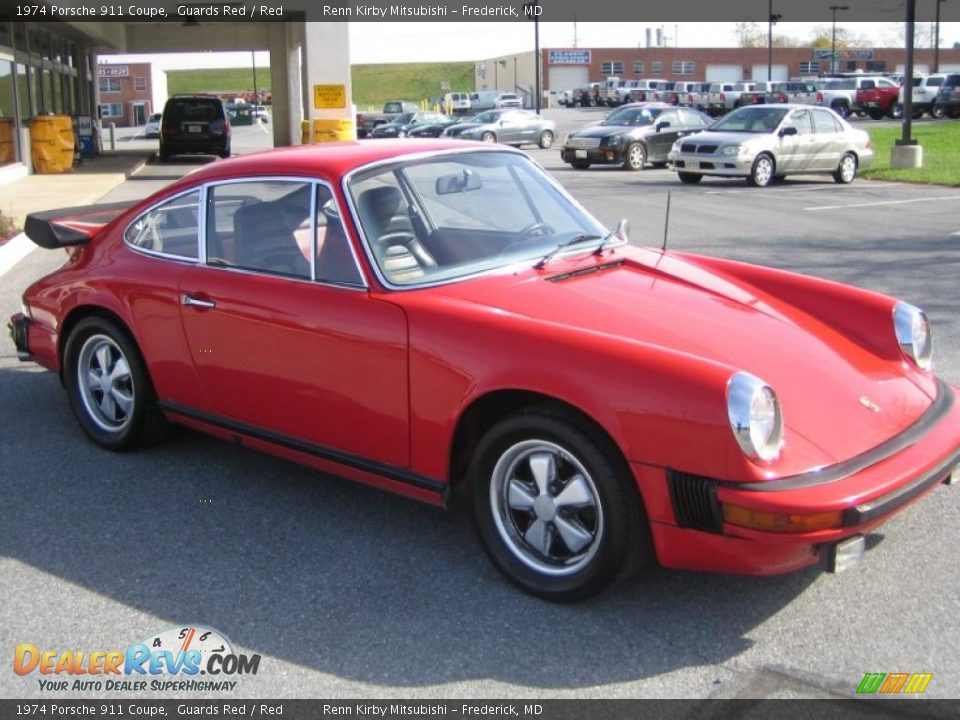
[725,378,955,493]
[844,447,960,526]
[156,401,447,497]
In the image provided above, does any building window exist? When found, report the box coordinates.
[799,61,820,75]
[866,61,887,73]
[672,61,695,75]
[633,61,644,74]
[99,103,123,118]
[601,61,624,75]
[652,61,663,75]
[99,77,122,93]
[134,76,146,91]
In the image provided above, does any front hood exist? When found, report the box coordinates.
[426,249,934,467]
[569,126,650,140]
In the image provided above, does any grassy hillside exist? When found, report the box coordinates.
[165,62,474,109]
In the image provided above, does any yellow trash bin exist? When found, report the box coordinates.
[307,118,356,144]
[0,118,14,165]
[31,115,75,173]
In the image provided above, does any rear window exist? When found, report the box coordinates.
[164,99,222,122]
[944,75,960,88]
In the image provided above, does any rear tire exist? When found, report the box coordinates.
[831,101,850,119]
[833,152,858,184]
[931,104,946,119]
[677,171,703,184]
[538,130,554,149]
[469,406,650,602]
[570,160,591,170]
[480,131,496,143]
[63,317,168,451]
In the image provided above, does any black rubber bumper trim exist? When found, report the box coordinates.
[156,401,447,498]
[7,314,31,360]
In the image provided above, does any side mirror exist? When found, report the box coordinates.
[779,126,798,137]
[656,121,671,131]
[613,218,630,243]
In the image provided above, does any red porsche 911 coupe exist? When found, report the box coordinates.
[8,140,959,600]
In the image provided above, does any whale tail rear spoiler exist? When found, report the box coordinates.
[24,200,137,249]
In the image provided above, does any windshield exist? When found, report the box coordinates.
[603,107,662,126]
[472,111,503,124]
[710,106,788,133]
[348,151,608,287]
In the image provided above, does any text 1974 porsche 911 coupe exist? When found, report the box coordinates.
[8,140,959,600]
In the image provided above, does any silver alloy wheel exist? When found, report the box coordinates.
[626,144,645,170]
[481,132,496,143]
[77,334,135,433]
[489,439,604,576]
[839,154,857,183]
[753,156,774,186]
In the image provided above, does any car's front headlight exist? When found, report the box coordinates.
[671,140,682,153]
[727,372,784,463]
[605,134,624,147]
[720,145,744,156]
[894,302,933,370]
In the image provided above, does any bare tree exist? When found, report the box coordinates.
[882,22,934,48]
[734,20,801,49]
[808,24,871,50]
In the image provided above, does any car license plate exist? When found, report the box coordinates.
[575,150,587,159]
[188,125,202,133]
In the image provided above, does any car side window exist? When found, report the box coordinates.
[206,180,313,279]
[315,186,364,287]
[785,109,814,135]
[124,190,200,260]
[812,109,840,134]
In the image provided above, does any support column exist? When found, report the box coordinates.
[300,22,353,143]
[268,22,297,147]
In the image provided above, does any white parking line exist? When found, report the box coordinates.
[704,182,905,196]
[806,196,960,211]
[0,233,36,280]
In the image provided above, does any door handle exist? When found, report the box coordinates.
[182,294,216,309]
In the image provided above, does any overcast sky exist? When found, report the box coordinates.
[101,21,960,69]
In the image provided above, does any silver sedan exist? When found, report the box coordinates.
[668,104,873,187]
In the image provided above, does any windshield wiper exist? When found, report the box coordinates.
[534,234,601,269]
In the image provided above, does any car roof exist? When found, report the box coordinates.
[169,140,511,187]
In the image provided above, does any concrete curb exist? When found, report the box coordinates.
[0,155,149,282]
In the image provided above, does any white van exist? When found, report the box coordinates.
[469,90,502,111]
[444,92,472,114]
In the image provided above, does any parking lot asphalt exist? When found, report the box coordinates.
[1,110,959,700]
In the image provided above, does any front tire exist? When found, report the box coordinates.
[747,154,775,187]
[931,104,946,119]
[833,152,858,184]
[63,317,167,451]
[538,130,554,149]
[480,131,496,143]
[623,143,646,171]
[569,160,591,170]
[469,406,649,602]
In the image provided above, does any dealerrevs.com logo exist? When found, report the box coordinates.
[13,626,261,692]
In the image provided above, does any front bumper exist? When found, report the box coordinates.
[637,380,960,575]
[7,313,31,361]
[670,152,753,177]
[561,146,625,165]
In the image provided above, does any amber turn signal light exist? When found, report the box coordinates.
[722,504,844,533]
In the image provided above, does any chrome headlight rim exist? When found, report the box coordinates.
[719,144,744,156]
[727,372,784,464]
[894,302,933,371]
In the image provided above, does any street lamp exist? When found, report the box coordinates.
[934,0,945,72]
[768,0,782,82]
[829,5,850,75]
[524,1,542,113]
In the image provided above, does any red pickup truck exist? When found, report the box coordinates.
[854,77,902,119]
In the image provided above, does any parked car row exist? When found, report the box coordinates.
[559,73,960,121]
[560,102,874,188]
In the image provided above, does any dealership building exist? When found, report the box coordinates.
[475,46,960,105]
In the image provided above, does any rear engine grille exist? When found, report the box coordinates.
[668,470,723,533]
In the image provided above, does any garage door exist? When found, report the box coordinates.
[752,64,788,81]
[706,64,743,82]
[547,66,589,93]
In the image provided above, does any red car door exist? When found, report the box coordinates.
[176,179,410,468]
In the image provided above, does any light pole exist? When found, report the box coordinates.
[934,0,945,73]
[829,5,850,75]
[524,1,541,113]
[768,0,782,82]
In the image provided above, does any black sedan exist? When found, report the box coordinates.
[406,115,465,138]
[369,112,452,139]
[561,103,712,171]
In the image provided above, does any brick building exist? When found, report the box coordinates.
[97,62,153,128]
[475,46,960,101]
